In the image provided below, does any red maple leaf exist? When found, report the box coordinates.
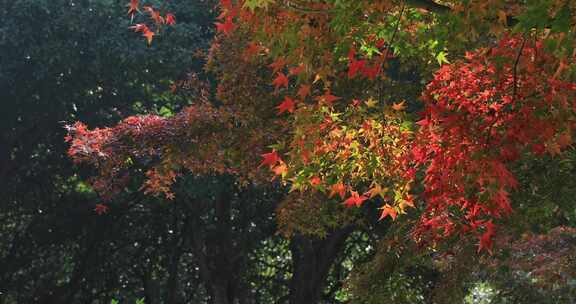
[276,96,296,114]
[297,84,311,99]
[269,57,287,74]
[272,72,289,90]
[259,150,280,168]
[478,220,495,254]
[347,48,366,78]
[315,91,340,106]
[127,0,140,16]
[94,203,109,215]
[289,65,305,75]
[215,16,235,35]
[343,191,367,207]
[165,13,176,26]
[220,0,233,10]
[361,64,380,80]
[348,58,366,78]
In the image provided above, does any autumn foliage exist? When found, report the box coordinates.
[67,0,576,253]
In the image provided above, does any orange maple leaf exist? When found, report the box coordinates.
[310,176,322,186]
[272,162,288,176]
[392,101,406,111]
[379,204,397,220]
[329,183,347,199]
[142,28,155,45]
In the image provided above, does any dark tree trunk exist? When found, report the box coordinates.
[288,226,354,304]
[187,192,244,304]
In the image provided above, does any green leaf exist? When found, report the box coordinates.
[435,50,449,66]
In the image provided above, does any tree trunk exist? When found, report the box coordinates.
[288,226,354,304]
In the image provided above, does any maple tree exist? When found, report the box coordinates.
[0,0,569,301]
[67,0,576,262]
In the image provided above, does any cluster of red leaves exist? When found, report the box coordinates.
[215,0,239,35]
[411,36,576,252]
[67,33,285,203]
[66,103,231,198]
[347,42,393,80]
[127,0,176,45]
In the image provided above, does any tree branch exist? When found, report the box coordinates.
[405,0,451,14]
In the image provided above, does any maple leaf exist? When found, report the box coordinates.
[215,16,235,35]
[142,28,155,45]
[272,161,288,176]
[297,84,311,99]
[379,204,397,220]
[277,96,296,114]
[329,183,346,199]
[165,13,176,26]
[347,49,367,79]
[129,23,148,33]
[220,0,233,10]
[348,58,366,78]
[269,57,287,74]
[259,150,280,168]
[127,0,140,16]
[142,5,164,24]
[392,101,406,111]
[300,149,311,164]
[366,183,386,199]
[94,203,109,215]
[361,64,380,80]
[289,65,305,75]
[244,41,260,58]
[478,220,495,254]
[272,72,289,90]
[315,91,340,106]
[310,176,321,186]
[343,191,367,207]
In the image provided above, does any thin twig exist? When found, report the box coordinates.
[512,34,528,103]
[379,2,406,103]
